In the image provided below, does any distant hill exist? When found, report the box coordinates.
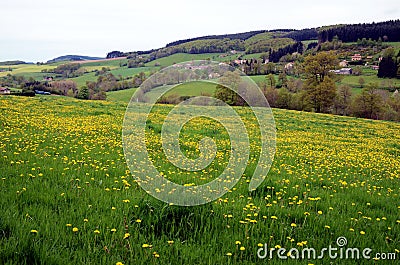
[47,55,104,64]
[106,20,399,66]
[0,60,28,65]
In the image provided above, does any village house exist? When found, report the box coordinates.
[351,54,362,61]
[284,62,294,70]
[339,60,348,67]
[330,68,353,75]
[0,87,11,94]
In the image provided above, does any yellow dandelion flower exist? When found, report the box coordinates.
[317,211,323,215]
[111,228,116,232]
[72,227,79,232]
[226,252,232,256]
[84,218,88,222]
[123,233,130,239]
[291,223,297,227]
[94,230,100,234]
[235,241,241,245]
[30,230,38,234]
[136,219,142,223]
[142,244,152,248]
[239,246,245,251]
[167,240,174,245]
[66,224,72,227]
[116,262,124,265]
[360,231,365,235]
[324,225,330,229]
[271,216,278,220]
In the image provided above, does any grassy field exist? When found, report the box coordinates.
[0,64,56,78]
[144,53,226,67]
[106,88,137,104]
[0,95,399,264]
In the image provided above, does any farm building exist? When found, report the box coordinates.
[351,54,362,61]
[339,60,348,67]
[0,87,11,94]
[330,68,353,75]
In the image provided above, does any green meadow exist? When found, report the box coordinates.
[0,94,399,264]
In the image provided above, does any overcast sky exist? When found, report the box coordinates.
[1,0,399,62]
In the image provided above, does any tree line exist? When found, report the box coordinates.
[211,51,400,121]
[318,20,400,43]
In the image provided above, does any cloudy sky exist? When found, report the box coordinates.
[1,0,399,62]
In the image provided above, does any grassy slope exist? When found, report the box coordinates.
[144,53,225,67]
[0,95,399,264]
[106,87,137,104]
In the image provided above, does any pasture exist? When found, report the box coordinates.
[0,95,399,264]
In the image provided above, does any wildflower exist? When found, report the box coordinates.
[30,230,38,234]
[111,228,116,232]
[72,227,79,232]
[94,230,100,234]
[142,244,152,248]
[271,216,278,220]
[153,252,160,258]
[291,223,297,227]
[235,241,241,245]
[167,240,174,245]
[124,233,130,239]
[111,207,116,210]
[66,224,72,227]
[324,225,330,229]
[84,218,88,222]
[136,219,142,223]
[226,252,232,256]
[116,262,124,265]
[239,246,245,251]
[360,231,365,235]
[304,212,310,216]
[317,211,323,215]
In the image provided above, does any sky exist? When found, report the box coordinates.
[1,0,399,62]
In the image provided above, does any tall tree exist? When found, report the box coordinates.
[303,51,338,112]
[351,83,383,119]
[334,85,352,115]
[214,71,242,105]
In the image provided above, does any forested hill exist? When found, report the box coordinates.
[105,20,400,66]
[318,20,400,43]
[164,28,318,48]
[107,28,319,59]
